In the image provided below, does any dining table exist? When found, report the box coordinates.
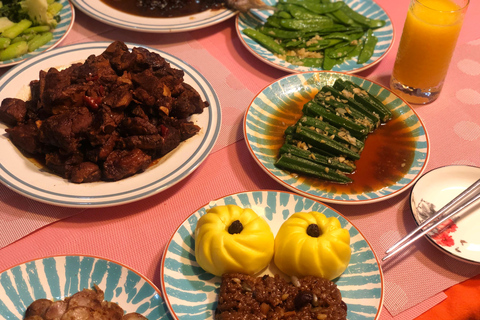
[0,0,479,319]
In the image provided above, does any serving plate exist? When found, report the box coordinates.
[161,190,384,320]
[0,255,170,319]
[244,71,429,204]
[70,0,235,33]
[0,0,74,68]
[410,165,480,264]
[0,41,221,208]
[236,0,394,73]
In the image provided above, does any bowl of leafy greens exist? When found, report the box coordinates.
[0,0,74,67]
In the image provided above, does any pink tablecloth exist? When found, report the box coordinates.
[1,0,480,319]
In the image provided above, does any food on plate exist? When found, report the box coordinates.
[194,205,274,276]
[274,78,391,183]
[274,211,351,280]
[215,272,347,320]
[0,41,208,183]
[242,0,386,69]
[0,0,64,61]
[23,284,147,320]
[100,0,271,18]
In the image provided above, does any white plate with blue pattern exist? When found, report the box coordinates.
[0,0,74,68]
[0,42,221,208]
[70,0,235,33]
[0,255,171,319]
[236,0,394,73]
[243,71,429,204]
[161,190,384,319]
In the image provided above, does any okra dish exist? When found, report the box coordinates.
[242,0,386,70]
[274,78,392,184]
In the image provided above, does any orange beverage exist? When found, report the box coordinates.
[390,0,469,104]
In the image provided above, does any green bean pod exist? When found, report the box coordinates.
[243,28,286,55]
[357,29,378,64]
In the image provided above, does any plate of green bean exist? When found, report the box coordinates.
[0,0,74,68]
[243,71,430,204]
[236,0,394,73]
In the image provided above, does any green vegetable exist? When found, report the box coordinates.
[303,100,369,139]
[357,29,378,64]
[2,19,31,38]
[242,0,385,69]
[297,115,365,151]
[279,143,356,173]
[0,39,27,60]
[0,36,10,48]
[275,153,352,183]
[26,29,50,51]
[242,28,286,55]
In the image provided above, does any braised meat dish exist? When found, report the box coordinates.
[24,284,147,320]
[101,0,226,18]
[0,41,208,183]
[216,273,347,320]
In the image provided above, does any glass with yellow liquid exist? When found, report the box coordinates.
[390,0,469,104]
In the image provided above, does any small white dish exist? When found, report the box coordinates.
[70,0,236,33]
[0,255,169,319]
[0,0,75,68]
[410,165,480,264]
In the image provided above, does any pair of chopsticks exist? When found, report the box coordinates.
[383,178,480,261]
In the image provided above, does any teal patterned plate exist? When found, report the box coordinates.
[0,255,171,319]
[236,0,394,73]
[161,190,384,320]
[244,71,429,204]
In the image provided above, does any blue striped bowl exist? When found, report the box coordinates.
[244,71,430,204]
[161,190,384,320]
[0,0,74,68]
[0,255,171,319]
[236,0,394,73]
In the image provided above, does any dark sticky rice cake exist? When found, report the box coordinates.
[215,273,347,320]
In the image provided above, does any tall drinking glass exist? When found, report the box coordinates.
[390,0,469,104]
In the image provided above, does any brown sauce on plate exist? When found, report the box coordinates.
[100,0,226,18]
[317,116,416,194]
[276,95,417,195]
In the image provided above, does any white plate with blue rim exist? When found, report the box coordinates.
[410,165,480,264]
[236,0,394,73]
[161,190,384,320]
[70,0,236,33]
[243,71,429,204]
[0,255,171,319]
[0,41,221,208]
[0,0,74,68]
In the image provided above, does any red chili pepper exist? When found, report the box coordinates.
[83,96,102,110]
[160,125,169,137]
[86,73,99,82]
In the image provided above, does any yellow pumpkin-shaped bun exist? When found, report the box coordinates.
[194,205,274,277]
[274,211,351,280]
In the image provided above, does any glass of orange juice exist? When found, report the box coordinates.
[390,0,469,104]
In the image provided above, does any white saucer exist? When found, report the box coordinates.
[410,165,480,264]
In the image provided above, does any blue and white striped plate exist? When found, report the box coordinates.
[0,255,171,319]
[243,71,430,204]
[236,0,394,73]
[161,190,384,320]
[0,42,221,208]
[70,0,235,33]
[0,0,74,68]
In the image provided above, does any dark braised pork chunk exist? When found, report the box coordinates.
[24,285,148,320]
[0,41,208,183]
